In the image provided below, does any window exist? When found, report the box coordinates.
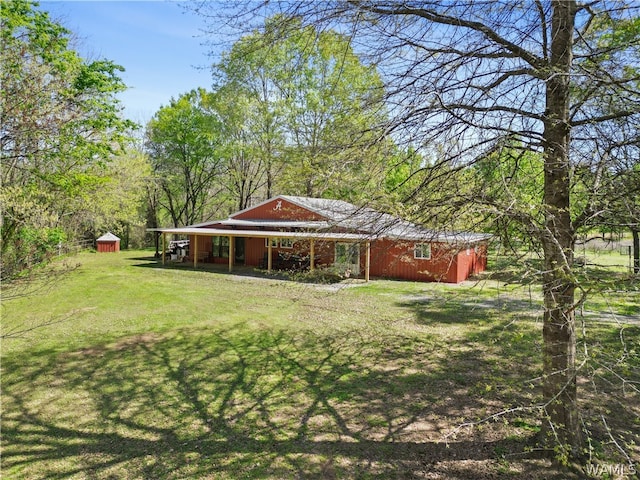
[414,243,431,260]
[265,238,278,248]
[212,236,230,258]
[280,238,294,249]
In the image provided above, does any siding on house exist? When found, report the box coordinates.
[233,198,325,221]
[368,239,462,282]
[245,237,265,266]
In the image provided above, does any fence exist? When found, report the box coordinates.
[575,236,636,273]
[57,239,95,256]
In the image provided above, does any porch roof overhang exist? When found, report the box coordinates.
[150,226,492,245]
[152,227,371,242]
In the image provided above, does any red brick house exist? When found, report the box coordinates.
[155,195,491,283]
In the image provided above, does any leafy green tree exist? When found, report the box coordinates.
[473,146,545,252]
[214,16,390,202]
[1,0,134,281]
[80,148,152,245]
[146,88,224,227]
[214,19,290,203]
[211,87,271,212]
[276,20,387,199]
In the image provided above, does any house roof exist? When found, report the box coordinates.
[154,195,492,245]
[96,232,120,242]
[278,195,491,244]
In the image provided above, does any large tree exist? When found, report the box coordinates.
[146,88,224,227]
[195,0,640,458]
[213,17,290,204]
[211,84,272,212]
[1,0,134,281]
[213,16,390,203]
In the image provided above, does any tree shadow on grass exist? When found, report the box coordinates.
[399,295,640,475]
[2,324,577,479]
[128,255,297,283]
[400,294,545,395]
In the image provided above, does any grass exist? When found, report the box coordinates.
[1,250,638,479]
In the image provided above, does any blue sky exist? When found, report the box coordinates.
[37,1,216,124]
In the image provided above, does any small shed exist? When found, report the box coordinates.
[96,232,120,253]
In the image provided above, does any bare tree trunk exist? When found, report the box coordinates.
[541,0,581,456]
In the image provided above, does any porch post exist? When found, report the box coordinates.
[267,241,273,273]
[365,240,370,282]
[310,239,315,271]
[193,234,198,268]
[161,232,166,265]
[228,235,234,272]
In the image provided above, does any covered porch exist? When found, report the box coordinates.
[155,227,373,282]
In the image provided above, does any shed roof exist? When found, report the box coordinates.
[96,232,120,242]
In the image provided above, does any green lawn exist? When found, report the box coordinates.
[1,250,638,479]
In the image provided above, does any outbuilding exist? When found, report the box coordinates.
[154,195,491,283]
[96,232,121,253]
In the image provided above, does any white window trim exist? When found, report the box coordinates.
[280,238,294,249]
[265,238,278,248]
[414,243,431,260]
